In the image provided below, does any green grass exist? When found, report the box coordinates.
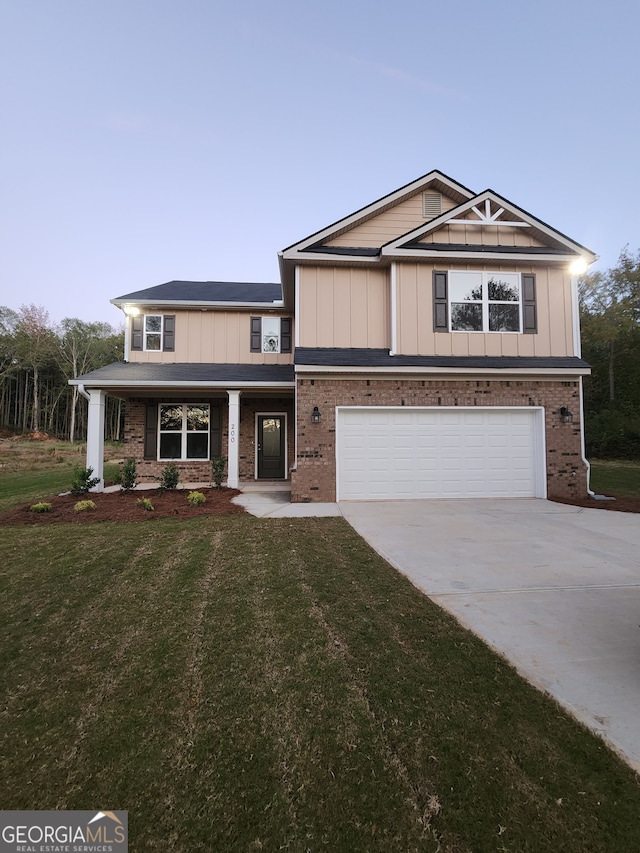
[590,459,640,497]
[0,462,120,511]
[1,516,639,852]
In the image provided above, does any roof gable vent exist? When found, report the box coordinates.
[423,191,442,218]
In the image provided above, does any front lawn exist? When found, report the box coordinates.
[1,516,639,852]
[590,459,640,497]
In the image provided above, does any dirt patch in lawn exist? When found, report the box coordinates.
[551,495,640,514]
[0,488,245,525]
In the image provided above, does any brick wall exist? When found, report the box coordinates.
[123,396,294,484]
[291,377,587,502]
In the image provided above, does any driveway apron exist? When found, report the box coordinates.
[339,498,640,772]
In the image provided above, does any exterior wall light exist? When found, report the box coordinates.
[123,305,140,316]
[311,406,321,424]
[560,407,573,424]
[568,258,589,276]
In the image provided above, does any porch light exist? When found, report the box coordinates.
[560,406,573,424]
[123,305,140,316]
[311,406,321,424]
[568,258,589,276]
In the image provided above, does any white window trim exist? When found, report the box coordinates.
[261,317,281,353]
[158,403,210,461]
[143,314,164,352]
[449,271,522,334]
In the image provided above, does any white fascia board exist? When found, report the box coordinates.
[282,251,379,264]
[382,247,579,264]
[111,298,284,309]
[68,379,296,389]
[281,171,475,256]
[294,365,590,377]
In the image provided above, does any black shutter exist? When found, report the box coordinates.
[163,315,175,351]
[522,274,537,334]
[209,405,221,458]
[144,403,158,460]
[280,317,292,353]
[131,316,143,351]
[250,317,261,352]
[433,271,448,332]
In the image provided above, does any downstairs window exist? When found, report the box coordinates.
[158,404,210,460]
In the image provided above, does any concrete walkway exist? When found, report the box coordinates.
[339,498,640,773]
[232,483,341,518]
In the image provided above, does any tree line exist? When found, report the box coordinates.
[0,305,124,442]
[579,247,640,458]
[1,249,638,457]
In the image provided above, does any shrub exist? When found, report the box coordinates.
[30,502,52,513]
[211,455,227,489]
[70,465,100,496]
[159,463,179,491]
[74,500,96,512]
[187,491,206,506]
[118,458,138,492]
[136,497,154,511]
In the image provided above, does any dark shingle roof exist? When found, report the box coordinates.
[73,362,294,386]
[295,348,590,371]
[112,280,283,306]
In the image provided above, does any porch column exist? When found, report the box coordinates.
[227,390,241,489]
[86,389,106,492]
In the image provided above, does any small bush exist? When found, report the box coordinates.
[187,491,206,506]
[118,458,138,492]
[136,497,154,511]
[70,465,100,496]
[74,500,96,512]
[30,502,52,513]
[159,463,179,491]
[211,455,227,489]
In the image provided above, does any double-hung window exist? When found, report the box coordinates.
[131,314,176,352]
[449,272,521,332]
[144,315,163,350]
[250,317,292,353]
[158,404,209,460]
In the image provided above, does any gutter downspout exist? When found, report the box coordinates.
[389,262,397,356]
[570,273,594,496]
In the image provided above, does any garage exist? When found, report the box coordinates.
[336,407,546,501]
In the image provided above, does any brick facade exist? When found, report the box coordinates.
[291,377,587,502]
[123,396,294,485]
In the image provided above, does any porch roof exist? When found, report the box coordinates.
[71,361,295,391]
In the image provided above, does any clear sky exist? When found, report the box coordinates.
[1,0,638,328]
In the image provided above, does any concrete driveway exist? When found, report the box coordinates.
[339,498,640,772]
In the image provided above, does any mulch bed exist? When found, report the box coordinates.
[550,495,640,514]
[0,488,245,525]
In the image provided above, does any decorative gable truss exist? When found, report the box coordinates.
[383,190,595,265]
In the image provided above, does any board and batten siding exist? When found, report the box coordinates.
[418,224,548,249]
[297,266,390,349]
[324,193,459,248]
[394,262,575,358]
[127,311,294,364]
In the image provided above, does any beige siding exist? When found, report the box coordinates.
[325,194,458,248]
[395,262,574,357]
[128,311,293,364]
[298,267,389,348]
[419,223,547,248]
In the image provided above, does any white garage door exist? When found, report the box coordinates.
[337,407,544,501]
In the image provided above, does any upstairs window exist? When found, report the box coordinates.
[144,315,163,350]
[131,314,175,352]
[449,272,521,333]
[250,317,292,353]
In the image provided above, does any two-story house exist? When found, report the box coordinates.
[72,170,595,503]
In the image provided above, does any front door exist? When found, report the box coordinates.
[257,415,286,479]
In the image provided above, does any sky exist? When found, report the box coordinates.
[1,0,639,328]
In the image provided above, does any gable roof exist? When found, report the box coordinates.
[112,280,283,310]
[279,172,596,272]
[382,189,597,264]
[280,170,474,257]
